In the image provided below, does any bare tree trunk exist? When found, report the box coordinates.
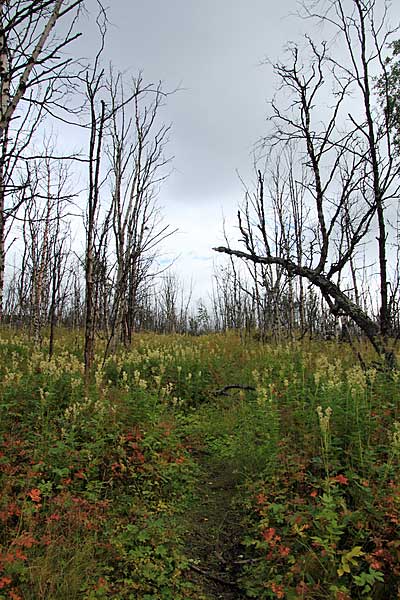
[84,92,106,381]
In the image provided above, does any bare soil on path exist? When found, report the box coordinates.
[184,451,250,599]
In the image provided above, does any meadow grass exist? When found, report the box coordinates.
[0,330,399,599]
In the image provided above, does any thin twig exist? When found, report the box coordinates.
[188,563,237,588]
[232,556,264,565]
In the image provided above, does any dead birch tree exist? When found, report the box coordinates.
[17,152,72,343]
[105,74,174,351]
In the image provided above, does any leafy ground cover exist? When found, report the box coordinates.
[0,330,399,599]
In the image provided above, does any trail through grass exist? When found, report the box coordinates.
[0,331,399,599]
[184,457,241,597]
[182,440,247,599]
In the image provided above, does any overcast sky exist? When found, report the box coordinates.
[75,0,399,301]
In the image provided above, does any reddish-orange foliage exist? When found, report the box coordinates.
[27,488,41,503]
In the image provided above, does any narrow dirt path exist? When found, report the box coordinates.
[184,452,249,599]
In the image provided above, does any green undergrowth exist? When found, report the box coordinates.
[0,330,399,599]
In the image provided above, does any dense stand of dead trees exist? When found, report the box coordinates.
[1,0,400,372]
[0,0,84,322]
[215,0,400,365]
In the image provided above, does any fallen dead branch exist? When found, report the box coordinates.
[214,384,256,397]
